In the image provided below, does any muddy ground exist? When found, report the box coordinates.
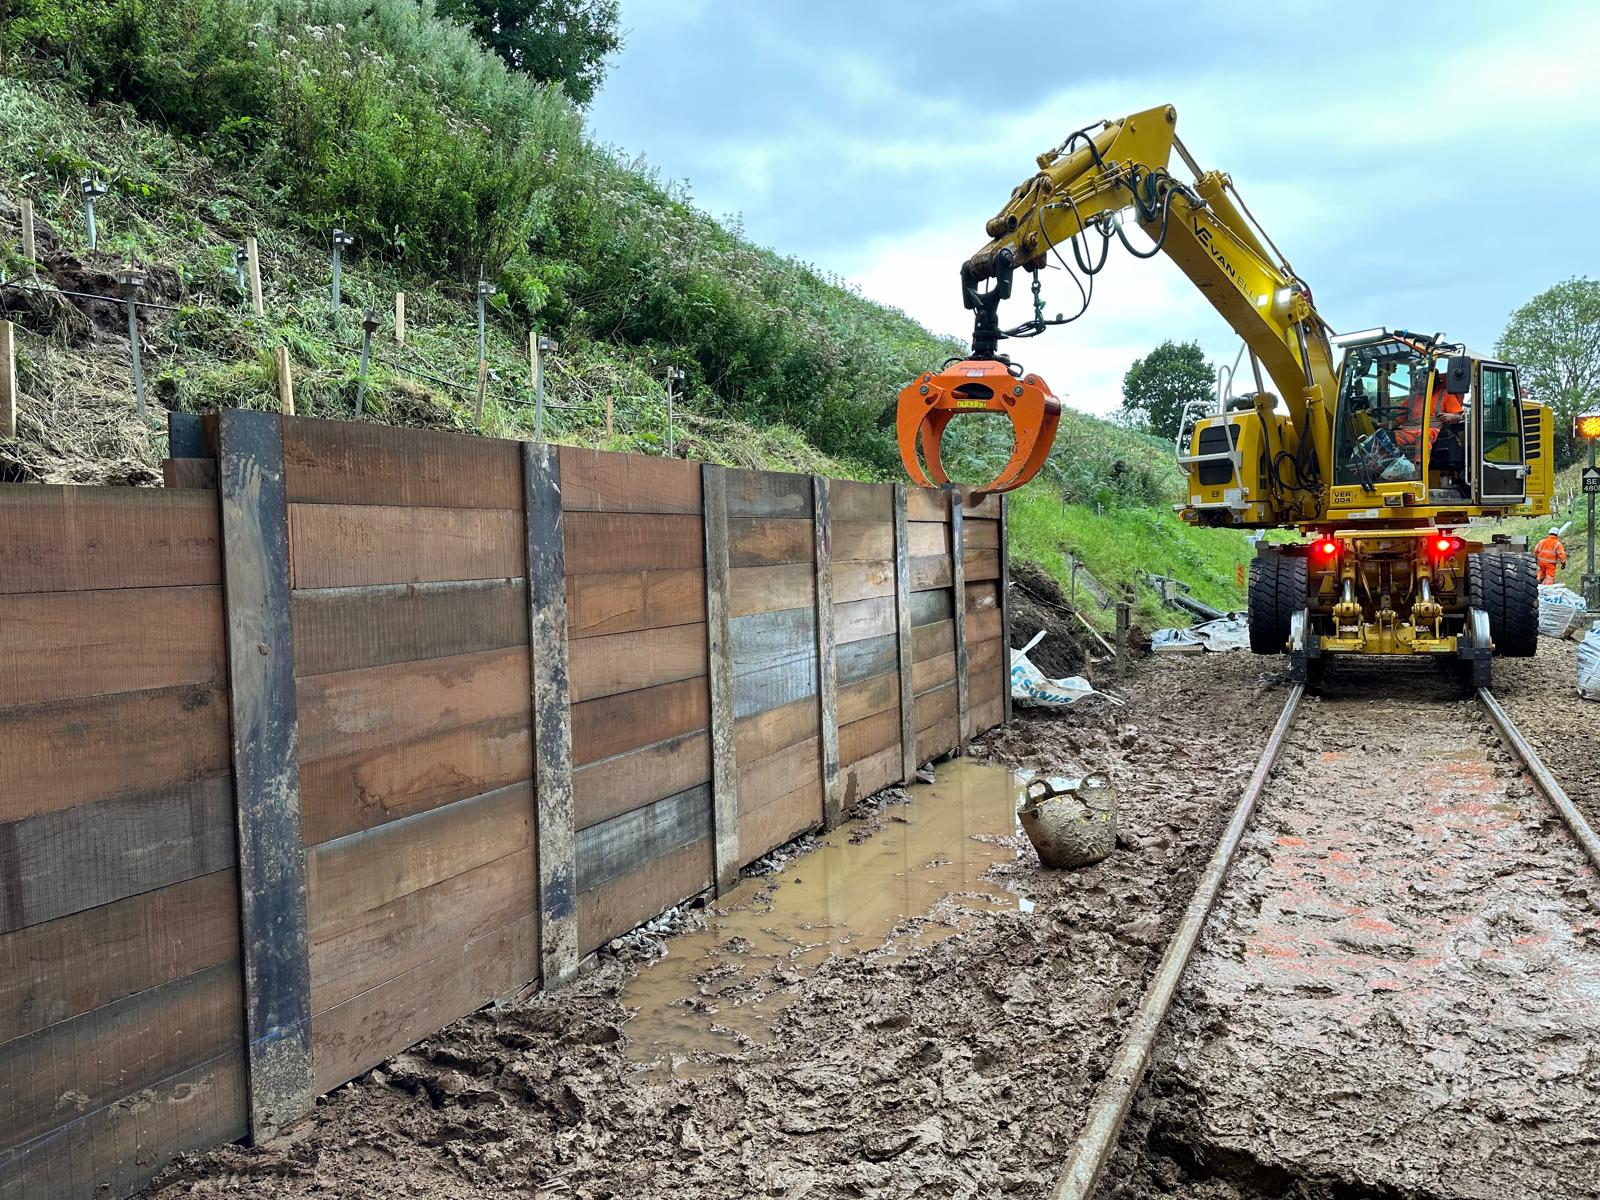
[142,640,1599,1200]
[144,654,1288,1200]
[1102,658,1600,1200]
[1491,635,1600,828]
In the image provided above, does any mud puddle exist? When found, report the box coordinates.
[621,759,1030,1066]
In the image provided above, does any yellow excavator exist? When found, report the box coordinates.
[898,104,1552,690]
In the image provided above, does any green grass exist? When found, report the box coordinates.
[1007,485,1258,631]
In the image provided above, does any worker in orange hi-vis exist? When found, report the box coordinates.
[1535,527,1568,584]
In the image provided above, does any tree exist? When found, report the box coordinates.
[1496,277,1600,467]
[1119,339,1213,442]
[435,0,621,105]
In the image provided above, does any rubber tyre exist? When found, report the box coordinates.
[1467,551,1539,659]
[1248,555,1307,655]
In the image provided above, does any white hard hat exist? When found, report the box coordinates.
[1550,527,1561,535]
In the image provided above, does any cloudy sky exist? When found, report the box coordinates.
[587,1,1600,416]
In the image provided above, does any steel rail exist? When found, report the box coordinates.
[1479,687,1600,877]
[1048,684,1304,1200]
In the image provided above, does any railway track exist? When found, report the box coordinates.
[1051,678,1600,1200]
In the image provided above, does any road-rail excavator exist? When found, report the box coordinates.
[897,104,1552,690]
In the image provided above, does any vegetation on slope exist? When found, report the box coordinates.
[0,0,1253,622]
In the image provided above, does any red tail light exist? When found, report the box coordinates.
[1312,537,1339,560]
[1430,535,1464,558]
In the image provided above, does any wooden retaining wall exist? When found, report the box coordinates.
[0,412,1010,1200]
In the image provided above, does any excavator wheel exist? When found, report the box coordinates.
[1467,552,1539,658]
[1247,554,1307,655]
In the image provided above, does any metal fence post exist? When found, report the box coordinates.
[117,265,146,419]
[356,308,379,414]
[330,228,354,317]
[19,198,35,272]
[1,319,16,438]
[80,175,108,250]
[666,366,684,457]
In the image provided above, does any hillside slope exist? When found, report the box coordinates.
[0,0,1253,623]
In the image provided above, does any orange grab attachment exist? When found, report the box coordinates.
[896,359,1061,495]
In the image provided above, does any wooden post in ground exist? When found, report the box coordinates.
[523,442,577,988]
[702,463,740,893]
[274,346,295,415]
[215,408,314,1143]
[245,236,264,318]
[893,484,916,783]
[999,492,1012,724]
[1116,595,1131,676]
[812,475,840,828]
[950,489,968,754]
[604,394,614,441]
[19,198,35,273]
[0,320,15,438]
[394,292,405,345]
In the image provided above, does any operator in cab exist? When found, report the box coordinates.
[1392,372,1465,492]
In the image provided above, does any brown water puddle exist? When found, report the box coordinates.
[619,760,1029,1068]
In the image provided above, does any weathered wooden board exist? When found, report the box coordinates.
[727,516,813,568]
[812,474,839,828]
[893,485,915,784]
[309,847,535,1015]
[0,585,223,709]
[291,579,527,678]
[913,682,957,732]
[218,406,315,1143]
[300,713,531,846]
[910,650,957,695]
[577,836,713,955]
[906,521,948,559]
[964,579,999,613]
[0,485,220,594]
[969,636,1004,678]
[573,731,711,831]
[306,783,533,933]
[729,562,815,618]
[965,548,1001,582]
[571,677,709,767]
[831,521,893,562]
[724,468,811,519]
[296,646,528,763]
[0,869,236,1046]
[0,961,242,1149]
[915,716,959,764]
[950,499,968,754]
[968,695,1004,736]
[737,736,821,814]
[830,480,892,523]
[910,555,953,592]
[568,569,704,639]
[999,492,1012,725]
[0,1049,245,1200]
[839,744,901,808]
[839,707,901,766]
[969,662,1005,708]
[311,912,536,1095]
[0,776,234,934]
[731,606,818,673]
[962,519,1001,550]
[837,670,898,729]
[568,623,708,703]
[282,418,522,509]
[733,654,818,720]
[910,587,954,628]
[734,694,819,764]
[0,682,229,825]
[833,595,896,645]
[702,465,739,895]
[837,633,898,687]
[906,487,948,523]
[162,457,217,490]
[576,786,712,894]
[833,559,894,604]
[912,619,956,665]
[563,512,705,576]
[557,447,702,514]
[289,503,523,590]
[738,777,822,865]
[962,492,1002,518]
[969,606,1003,646]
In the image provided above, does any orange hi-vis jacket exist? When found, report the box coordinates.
[1394,387,1463,449]
[1536,534,1568,575]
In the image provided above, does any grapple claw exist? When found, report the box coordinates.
[896,359,1061,496]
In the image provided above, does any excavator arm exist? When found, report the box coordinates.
[898,104,1337,506]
